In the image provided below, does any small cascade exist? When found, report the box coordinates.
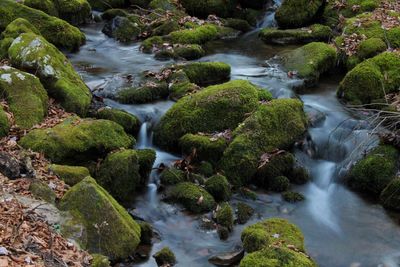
[136,122,153,149]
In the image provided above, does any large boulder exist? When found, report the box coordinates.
[49,164,90,186]
[275,0,325,29]
[180,62,231,86]
[154,80,272,150]
[180,0,237,18]
[59,177,141,261]
[8,33,92,115]
[0,66,48,129]
[0,0,85,51]
[219,99,307,186]
[19,116,134,164]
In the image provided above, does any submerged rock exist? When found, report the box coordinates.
[275,0,325,29]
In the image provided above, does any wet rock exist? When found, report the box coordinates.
[0,152,21,179]
[208,248,244,266]
[304,105,326,127]
[102,16,141,42]
[153,247,176,266]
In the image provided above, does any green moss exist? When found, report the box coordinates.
[153,20,180,36]
[338,52,400,105]
[388,27,400,48]
[8,33,91,115]
[380,178,400,211]
[117,82,169,104]
[56,0,91,25]
[23,0,58,17]
[160,168,186,185]
[174,44,205,60]
[196,161,214,177]
[168,182,216,213]
[0,0,85,51]
[0,66,48,129]
[19,117,134,164]
[240,247,316,267]
[88,0,125,11]
[255,152,295,188]
[154,80,265,149]
[259,24,332,45]
[167,24,220,44]
[59,177,141,261]
[0,107,10,138]
[91,254,110,267]
[179,134,228,165]
[136,149,156,181]
[29,180,56,203]
[269,176,290,192]
[225,18,252,32]
[282,42,337,87]
[101,9,128,20]
[49,164,90,186]
[216,202,234,230]
[181,62,231,86]
[241,218,305,253]
[169,81,199,99]
[149,0,176,10]
[275,0,324,29]
[239,187,258,200]
[141,36,163,53]
[153,247,176,266]
[205,174,231,201]
[180,0,237,18]
[346,37,387,70]
[282,191,305,203]
[348,145,398,197]
[138,221,153,245]
[220,99,307,186]
[236,202,254,224]
[96,108,141,134]
[290,167,310,185]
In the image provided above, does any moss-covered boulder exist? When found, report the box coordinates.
[88,0,125,11]
[255,152,295,188]
[281,42,337,88]
[160,168,186,185]
[259,24,332,45]
[101,9,128,20]
[137,149,156,179]
[346,38,387,70]
[168,182,216,213]
[240,247,316,267]
[225,18,252,32]
[348,145,398,197]
[95,108,141,134]
[117,81,169,104]
[180,0,237,18]
[23,0,58,17]
[59,177,141,261]
[380,178,400,211]
[220,99,307,186]
[0,107,10,137]
[8,33,91,115]
[269,176,290,192]
[54,0,91,25]
[19,117,134,164]
[167,24,221,45]
[102,16,141,42]
[0,0,85,51]
[196,161,214,177]
[241,218,305,253]
[338,52,400,105]
[275,0,324,29]
[236,202,254,224]
[205,174,231,202]
[49,164,90,186]
[215,202,234,230]
[29,180,56,203]
[180,62,231,86]
[154,80,271,149]
[157,44,205,60]
[153,247,176,266]
[0,66,48,129]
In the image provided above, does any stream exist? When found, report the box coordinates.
[68,6,400,267]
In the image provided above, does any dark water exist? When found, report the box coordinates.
[68,10,400,267]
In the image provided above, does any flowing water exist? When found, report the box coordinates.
[68,6,400,267]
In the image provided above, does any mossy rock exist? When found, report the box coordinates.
[196,161,214,177]
[0,107,10,138]
[154,80,270,150]
[168,182,216,213]
[215,202,234,230]
[138,221,153,245]
[95,108,141,134]
[153,20,180,36]
[380,178,400,211]
[269,176,290,192]
[59,177,141,261]
[205,174,231,202]
[167,24,220,45]
[219,99,307,186]
[117,82,169,104]
[225,18,252,32]
[168,69,199,99]
[88,0,125,11]
[29,180,56,203]
[179,134,228,165]
[180,0,237,18]
[0,0,85,51]
[137,149,156,180]
[259,24,332,45]
[236,202,254,224]
[101,9,128,20]
[91,254,111,267]
[275,0,325,29]
[241,218,305,253]
[240,247,316,267]
[23,0,58,17]
[49,164,90,186]
[290,166,310,185]
[180,62,231,86]
[173,44,205,60]
[153,247,176,266]
[8,33,92,115]
[338,52,400,105]
[348,145,398,197]
[102,16,141,43]
[282,191,305,203]
[149,0,177,10]
[160,168,187,185]
[255,152,295,188]
[346,38,387,70]
[141,36,164,53]
[281,42,337,88]
[55,0,92,25]
[0,66,48,129]
[19,116,134,164]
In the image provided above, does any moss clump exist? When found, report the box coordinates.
[49,164,90,186]
[29,180,56,203]
[0,0,85,51]
[137,149,156,180]
[215,202,234,230]
[141,36,163,53]
[259,24,332,45]
[60,177,141,261]
[91,254,110,267]
[173,44,205,60]
[241,218,305,253]
[117,82,169,104]
[196,161,214,177]
[0,66,48,129]
[290,167,310,185]
[0,108,10,138]
[167,24,220,44]
[96,108,141,134]
[153,247,176,266]
[19,117,134,164]
[160,168,186,185]
[346,38,387,70]
[168,182,216,213]
[240,247,316,267]
[23,0,58,17]
[255,152,295,188]
[149,0,176,10]
[275,0,324,29]
[220,99,307,186]
[338,52,400,105]
[154,80,268,149]
[205,174,231,202]
[8,33,91,115]
[282,191,305,203]
[103,16,141,42]
[180,62,231,86]
[55,0,91,25]
[225,18,252,32]
[348,145,398,197]
[180,0,237,18]
[138,221,153,245]
[179,134,228,165]
[153,20,180,36]
[380,178,400,211]
[269,176,290,192]
[236,202,254,224]
[282,42,337,87]
[101,9,128,20]
[88,0,125,11]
